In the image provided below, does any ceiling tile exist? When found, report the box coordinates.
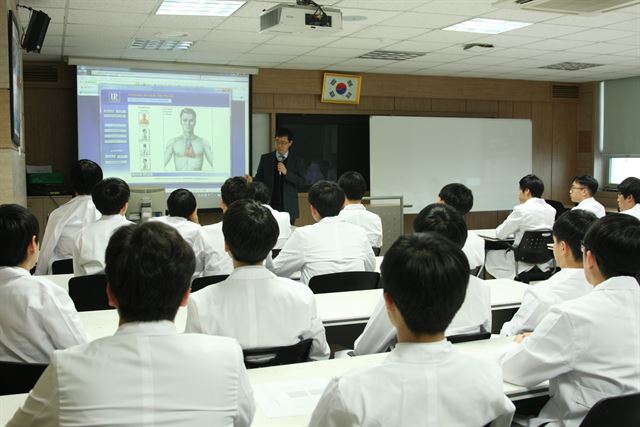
[603,18,640,32]
[480,9,564,23]
[67,9,147,26]
[381,12,469,29]
[250,44,315,55]
[546,12,637,28]
[469,34,542,48]
[383,40,450,52]
[234,1,280,18]
[65,24,139,38]
[412,29,486,43]
[64,46,125,58]
[203,29,275,43]
[68,0,158,14]
[327,37,396,49]
[20,0,66,8]
[265,34,341,47]
[506,23,585,38]
[489,47,554,58]
[311,46,370,58]
[216,16,260,31]
[143,15,227,29]
[335,1,425,12]
[414,0,497,16]
[572,42,636,55]
[283,55,340,66]
[560,28,636,42]
[350,25,428,40]
[189,40,255,53]
[133,27,212,40]
[520,39,591,51]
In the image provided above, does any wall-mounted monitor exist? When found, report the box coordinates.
[607,156,640,186]
[126,187,167,222]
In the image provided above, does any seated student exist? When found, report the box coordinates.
[569,174,606,218]
[185,199,329,360]
[72,178,133,276]
[36,159,103,275]
[309,233,515,427]
[337,171,383,249]
[252,181,291,250]
[7,222,255,426]
[0,204,87,363]
[438,183,484,271]
[617,176,640,220]
[267,180,376,285]
[354,204,491,356]
[498,214,640,427]
[485,174,556,279]
[500,209,597,336]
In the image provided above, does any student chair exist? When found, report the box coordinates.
[51,258,73,275]
[0,361,48,395]
[190,274,229,292]
[510,230,555,283]
[308,271,381,294]
[68,274,112,311]
[372,247,381,256]
[577,392,640,427]
[545,199,567,220]
[271,249,281,259]
[242,338,313,369]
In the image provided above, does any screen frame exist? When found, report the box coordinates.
[8,10,23,147]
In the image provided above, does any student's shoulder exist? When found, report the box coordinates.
[180,332,243,356]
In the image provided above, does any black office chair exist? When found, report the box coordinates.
[68,274,112,311]
[578,392,640,427]
[308,271,380,294]
[372,247,381,256]
[446,327,491,344]
[271,249,282,259]
[191,274,229,292]
[510,230,555,283]
[51,258,73,275]
[545,199,567,220]
[242,338,313,369]
[0,361,48,395]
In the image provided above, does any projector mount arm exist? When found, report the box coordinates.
[296,0,330,24]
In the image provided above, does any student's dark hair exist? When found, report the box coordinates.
[167,188,196,218]
[308,180,345,218]
[0,204,39,267]
[573,175,599,195]
[70,159,103,195]
[105,222,195,322]
[223,199,278,264]
[92,178,130,215]
[412,203,468,249]
[618,177,640,203]
[252,181,271,204]
[381,233,469,335]
[338,171,367,201]
[519,174,544,198]
[438,183,474,215]
[583,214,640,279]
[275,127,294,142]
[552,210,598,261]
[221,176,255,207]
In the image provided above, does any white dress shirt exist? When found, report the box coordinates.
[0,267,87,363]
[149,216,208,276]
[571,197,606,218]
[200,221,234,276]
[354,276,491,355]
[264,204,292,249]
[498,276,640,427]
[185,265,330,360]
[309,341,515,427]
[464,232,486,270]
[621,203,640,220]
[36,195,100,275]
[7,321,255,427]
[72,214,133,276]
[267,216,376,285]
[501,268,592,336]
[338,204,383,248]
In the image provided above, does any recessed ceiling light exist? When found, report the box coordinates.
[154,31,189,38]
[359,50,426,61]
[539,62,604,71]
[443,18,532,34]
[343,15,367,22]
[129,39,195,51]
[156,0,246,17]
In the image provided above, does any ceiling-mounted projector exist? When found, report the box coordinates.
[260,2,343,34]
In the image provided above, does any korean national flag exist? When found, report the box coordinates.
[323,74,360,103]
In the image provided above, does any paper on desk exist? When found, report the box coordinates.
[253,377,330,418]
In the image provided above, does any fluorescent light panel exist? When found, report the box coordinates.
[443,18,532,34]
[129,39,194,51]
[156,0,246,17]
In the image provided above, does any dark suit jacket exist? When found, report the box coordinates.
[255,151,306,220]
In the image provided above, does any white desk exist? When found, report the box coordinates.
[41,273,73,291]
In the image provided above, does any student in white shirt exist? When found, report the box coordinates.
[36,159,103,275]
[267,180,376,285]
[0,204,87,364]
[498,214,640,427]
[252,181,291,250]
[73,178,133,276]
[617,176,640,220]
[354,204,491,355]
[186,199,329,360]
[569,175,606,218]
[337,171,383,249]
[500,209,597,336]
[485,174,556,279]
[310,233,514,427]
[8,221,255,427]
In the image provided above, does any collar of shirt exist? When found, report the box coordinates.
[99,214,128,223]
[578,197,595,206]
[342,204,366,212]
[522,197,545,206]
[230,265,275,280]
[116,320,177,336]
[318,216,345,225]
[0,266,31,281]
[593,275,639,292]
[385,340,454,364]
[275,151,289,161]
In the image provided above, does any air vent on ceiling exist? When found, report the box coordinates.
[540,61,603,71]
[358,50,426,61]
[493,0,640,15]
[552,84,579,99]
[24,64,59,82]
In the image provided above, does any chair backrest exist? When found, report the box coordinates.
[545,199,567,220]
[51,258,73,275]
[0,361,48,395]
[271,249,282,259]
[514,230,554,264]
[191,274,229,292]
[308,271,380,294]
[446,328,491,344]
[579,392,640,427]
[242,338,313,369]
[372,247,381,256]
[68,274,112,311]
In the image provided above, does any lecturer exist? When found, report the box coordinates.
[247,128,305,224]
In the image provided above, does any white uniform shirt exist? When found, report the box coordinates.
[0,267,88,363]
[72,214,133,276]
[572,197,606,218]
[498,276,640,427]
[36,195,100,275]
[338,204,383,248]
[310,341,515,427]
[464,232,486,270]
[266,216,376,285]
[200,221,234,276]
[264,204,292,249]
[621,203,640,220]
[501,268,592,336]
[354,276,491,355]
[185,265,330,360]
[149,216,208,276]
[6,321,255,427]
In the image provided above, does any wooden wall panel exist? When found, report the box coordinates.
[498,101,514,118]
[513,102,532,119]
[431,98,465,113]
[531,103,554,199]
[394,97,432,112]
[466,100,499,115]
[551,103,578,203]
[252,93,274,109]
[357,96,395,111]
[273,94,315,110]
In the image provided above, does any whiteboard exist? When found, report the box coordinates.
[370,116,532,213]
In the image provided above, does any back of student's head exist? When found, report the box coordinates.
[412,203,468,249]
[221,176,255,207]
[519,174,545,198]
[618,177,640,203]
[308,180,345,218]
[105,221,195,322]
[573,175,599,196]
[438,183,474,215]
[71,159,103,195]
[552,210,598,261]
[223,199,278,264]
[338,171,367,201]
[0,204,39,267]
[252,181,271,204]
[381,233,469,335]
[167,188,196,218]
[583,214,640,279]
[92,178,130,215]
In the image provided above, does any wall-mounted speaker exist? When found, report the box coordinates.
[22,10,50,53]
